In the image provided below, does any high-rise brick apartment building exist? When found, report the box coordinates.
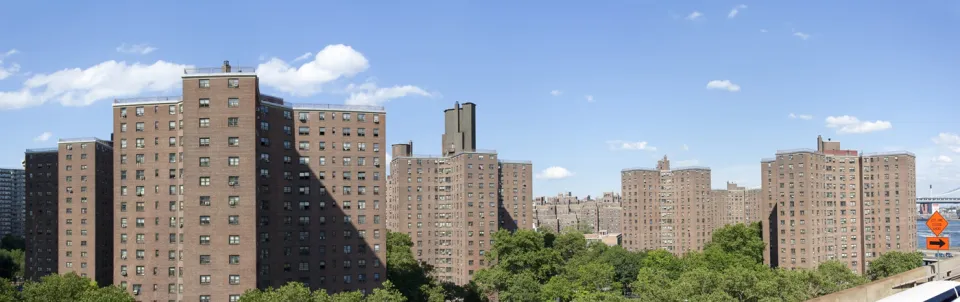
[23,138,114,284]
[533,192,622,234]
[110,61,386,301]
[0,168,25,239]
[712,182,761,228]
[760,136,917,274]
[387,102,533,285]
[621,156,714,255]
[24,148,58,280]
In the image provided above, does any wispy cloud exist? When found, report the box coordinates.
[116,43,157,55]
[793,31,811,40]
[550,90,562,96]
[728,5,747,18]
[686,11,703,21]
[0,49,21,80]
[343,82,433,106]
[760,29,768,33]
[536,166,575,180]
[33,131,52,142]
[682,144,689,151]
[933,155,954,164]
[292,52,313,62]
[788,113,813,120]
[606,140,657,151]
[705,80,741,92]
[585,95,595,102]
[825,115,893,134]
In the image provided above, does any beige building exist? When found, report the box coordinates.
[387,102,533,285]
[621,156,714,255]
[761,136,917,274]
[712,182,762,228]
[585,231,622,247]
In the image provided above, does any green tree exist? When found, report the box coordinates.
[365,281,406,302]
[386,231,435,301]
[0,235,24,251]
[0,249,23,280]
[704,222,765,264]
[865,251,925,281]
[20,272,134,302]
[0,278,20,302]
[238,282,315,302]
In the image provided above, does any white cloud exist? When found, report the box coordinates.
[674,159,700,166]
[682,144,689,151]
[116,43,157,55]
[343,82,432,106]
[728,5,747,18]
[686,11,703,20]
[536,166,574,180]
[0,49,20,80]
[788,113,813,120]
[257,44,369,96]
[585,95,595,102]
[33,132,52,142]
[0,60,190,110]
[705,80,741,92]
[606,140,657,151]
[292,52,313,62]
[550,90,562,96]
[793,31,811,40]
[933,133,960,146]
[824,115,893,134]
[760,29,768,33]
[933,155,954,164]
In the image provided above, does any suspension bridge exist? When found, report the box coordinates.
[917,186,960,215]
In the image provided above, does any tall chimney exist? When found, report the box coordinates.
[222,60,231,73]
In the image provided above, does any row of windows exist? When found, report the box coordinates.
[296,111,380,123]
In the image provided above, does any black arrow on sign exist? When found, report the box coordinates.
[933,239,947,248]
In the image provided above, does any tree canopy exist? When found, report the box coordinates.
[865,251,925,281]
[469,222,869,302]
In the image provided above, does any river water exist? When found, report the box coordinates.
[917,220,960,248]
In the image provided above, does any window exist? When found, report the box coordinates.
[200,275,211,285]
[228,78,239,88]
[229,255,240,264]
[199,236,210,245]
[200,157,210,167]
[135,122,144,132]
[228,196,239,207]
[200,255,211,264]
[228,216,239,225]
[228,117,239,127]
[228,137,239,147]
[229,275,240,285]
[228,157,240,166]
[199,118,210,128]
[199,79,210,88]
[199,216,211,225]
[298,112,309,122]
[229,235,240,245]
[228,98,239,108]
[200,196,211,206]
[199,177,210,186]
[199,98,210,107]
[199,137,210,147]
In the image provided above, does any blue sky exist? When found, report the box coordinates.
[1,0,958,197]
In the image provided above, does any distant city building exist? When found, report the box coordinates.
[533,192,622,234]
[0,168,25,239]
[585,231,622,247]
[761,135,917,274]
[387,102,533,285]
[621,156,714,255]
[712,182,761,227]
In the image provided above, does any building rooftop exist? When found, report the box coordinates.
[113,96,182,106]
[59,137,113,150]
[24,148,57,154]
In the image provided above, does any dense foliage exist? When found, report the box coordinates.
[468,222,871,302]
[0,272,135,302]
[238,281,406,302]
[865,251,925,281]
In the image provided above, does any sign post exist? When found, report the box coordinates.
[926,211,950,251]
